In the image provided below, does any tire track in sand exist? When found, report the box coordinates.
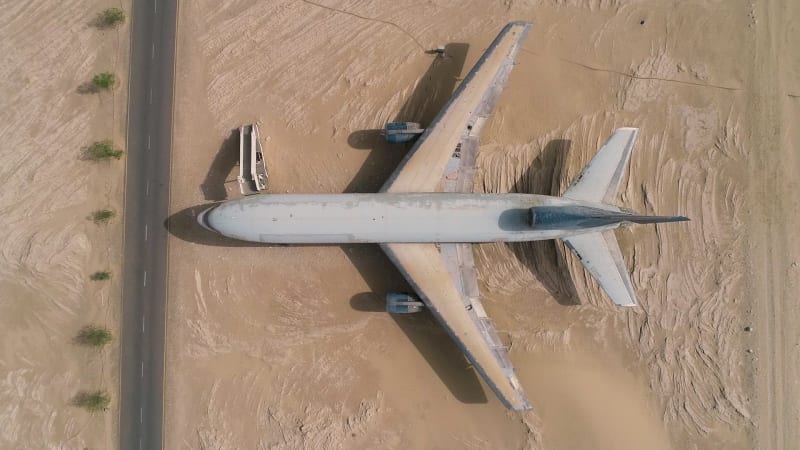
[749,0,791,448]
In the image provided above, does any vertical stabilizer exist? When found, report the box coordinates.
[563,128,638,204]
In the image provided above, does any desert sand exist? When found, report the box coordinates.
[166,1,799,449]
[0,1,128,448]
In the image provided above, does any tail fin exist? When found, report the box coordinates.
[560,128,688,307]
[563,128,638,204]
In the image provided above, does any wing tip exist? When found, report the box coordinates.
[610,284,637,307]
[500,392,533,411]
[502,21,533,40]
[507,20,533,27]
[496,373,533,411]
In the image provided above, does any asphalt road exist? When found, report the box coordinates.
[119,1,177,449]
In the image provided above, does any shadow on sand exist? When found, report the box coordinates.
[167,203,268,247]
[346,248,489,405]
[343,43,470,193]
[505,139,580,306]
[200,128,239,201]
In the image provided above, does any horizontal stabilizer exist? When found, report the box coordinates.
[562,230,638,307]
[563,128,638,204]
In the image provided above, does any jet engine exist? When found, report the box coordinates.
[382,122,424,144]
[385,292,424,314]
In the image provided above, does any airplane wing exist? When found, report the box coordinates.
[381,21,532,194]
[381,243,531,410]
[562,230,638,307]
[380,22,533,410]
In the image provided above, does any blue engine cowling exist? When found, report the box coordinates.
[386,292,425,314]
[383,122,424,144]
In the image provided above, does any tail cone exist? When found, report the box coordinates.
[621,215,689,225]
[530,206,689,230]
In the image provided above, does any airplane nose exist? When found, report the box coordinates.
[196,206,217,232]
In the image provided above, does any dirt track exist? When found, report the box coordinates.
[745,1,800,448]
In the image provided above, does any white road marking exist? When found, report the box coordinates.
[151,43,155,59]
[154,0,157,14]
[140,407,143,423]
[141,361,144,377]
[144,224,148,241]
[143,271,147,287]
[146,180,150,196]
[139,438,142,450]
[142,318,145,333]
[147,134,151,149]
[149,89,152,104]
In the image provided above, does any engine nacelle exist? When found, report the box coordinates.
[385,292,425,314]
[383,122,424,144]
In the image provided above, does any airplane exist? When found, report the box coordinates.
[196,21,688,411]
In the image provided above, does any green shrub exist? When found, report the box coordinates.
[90,271,111,281]
[92,209,116,224]
[71,390,110,412]
[92,72,115,90]
[86,140,123,160]
[98,8,126,28]
[76,325,113,347]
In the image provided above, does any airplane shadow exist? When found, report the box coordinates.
[346,248,489,405]
[505,139,580,306]
[200,128,239,201]
[344,43,470,193]
[166,203,275,247]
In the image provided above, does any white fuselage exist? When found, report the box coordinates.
[200,193,621,244]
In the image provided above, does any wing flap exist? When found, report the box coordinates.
[382,22,532,193]
[382,242,531,410]
[562,230,637,306]
[441,135,479,193]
